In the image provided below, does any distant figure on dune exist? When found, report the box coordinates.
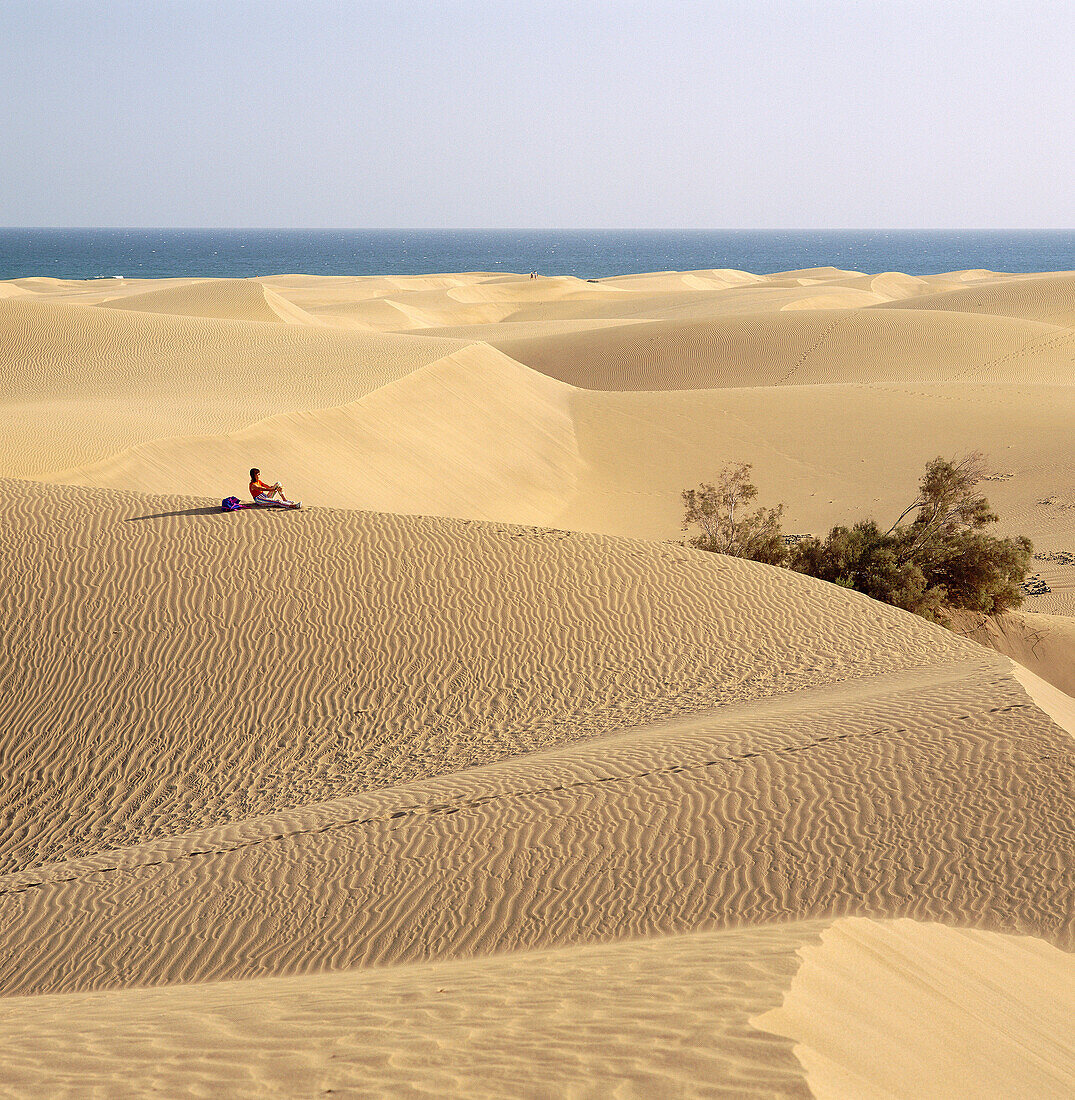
[248,468,300,509]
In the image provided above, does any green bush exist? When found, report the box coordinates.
[787,521,932,613]
[683,454,1033,622]
[681,463,788,566]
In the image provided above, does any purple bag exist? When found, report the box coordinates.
[221,496,242,512]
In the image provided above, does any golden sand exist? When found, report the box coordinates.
[1,268,1072,1096]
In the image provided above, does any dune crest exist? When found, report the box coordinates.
[0,923,822,1098]
[0,477,984,877]
[874,270,1075,326]
[950,609,1075,696]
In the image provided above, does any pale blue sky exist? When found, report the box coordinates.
[2,0,1072,227]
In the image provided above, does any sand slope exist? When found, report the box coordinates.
[4,648,1072,998]
[47,382,1075,616]
[42,367,1075,591]
[1011,660,1075,741]
[0,923,822,1099]
[0,487,1071,1016]
[6,269,1075,564]
[6,917,1070,1099]
[96,277,319,324]
[951,609,1075,696]
[0,478,976,876]
[754,918,1075,1100]
[491,308,1075,390]
[875,270,1075,327]
[53,344,583,523]
[0,296,466,475]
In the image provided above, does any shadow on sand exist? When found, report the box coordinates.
[125,506,225,522]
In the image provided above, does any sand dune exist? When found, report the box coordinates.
[53,374,1075,584]
[3,266,1074,1094]
[600,268,764,291]
[876,270,1075,326]
[1011,660,1075,741]
[6,919,1065,1100]
[951,609,1075,695]
[443,274,619,304]
[563,382,1075,556]
[55,344,583,522]
[492,308,1075,389]
[0,485,1071,1006]
[97,277,320,324]
[261,272,618,331]
[5,645,1072,997]
[7,917,1071,1098]
[0,295,466,474]
[6,265,1075,583]
[5,263,1073,591]
[861,270,932,299]
[0,923,822,1098]
[0,477,977,876]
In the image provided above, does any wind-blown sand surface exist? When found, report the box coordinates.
[2,267,1073,1096]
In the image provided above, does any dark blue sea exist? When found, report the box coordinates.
[2,229,1074,282]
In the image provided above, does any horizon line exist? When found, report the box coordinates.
[4,226,1075,234]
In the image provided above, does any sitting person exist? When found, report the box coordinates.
[248,468,300,508]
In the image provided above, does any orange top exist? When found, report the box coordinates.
[250,478,272,499]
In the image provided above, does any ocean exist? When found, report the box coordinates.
[1,229,1074,282]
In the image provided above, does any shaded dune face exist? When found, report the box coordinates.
[2,268,1074,1095]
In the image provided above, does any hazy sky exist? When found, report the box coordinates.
[3,0,1073,228]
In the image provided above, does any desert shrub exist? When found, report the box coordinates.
[789,454,1032,621]
[788,521,928,612]
[924,529,1033,615]
[681,464,788,565]
[685,453,1033,621]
